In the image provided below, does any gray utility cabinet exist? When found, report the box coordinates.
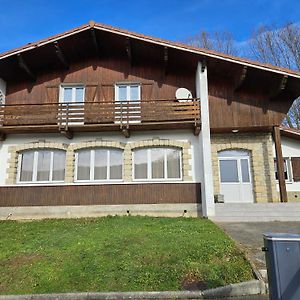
[263,233,300,300]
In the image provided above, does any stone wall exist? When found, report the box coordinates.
[211,132,279,203]
[6,138,192,184]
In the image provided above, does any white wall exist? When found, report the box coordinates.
[273,136,300,191]
[0,130,203,186]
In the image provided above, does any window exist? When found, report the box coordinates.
[133,147,182,180]
[0,90,4,104]
[18,150,66,183]
[75,148,123,181]
[115,84,140,102]
[218,150,251,183]
[274,158,291,182]
[60,85,85,103]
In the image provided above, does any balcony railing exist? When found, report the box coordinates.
[0,98,201,136]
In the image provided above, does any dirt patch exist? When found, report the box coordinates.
[0,252,44,270]
[181,271,208,290]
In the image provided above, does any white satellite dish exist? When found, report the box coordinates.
[175,88,192,102]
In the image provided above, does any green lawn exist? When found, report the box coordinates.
[0,216,254,294]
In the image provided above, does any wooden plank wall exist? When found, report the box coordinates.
[0,183,201,207]
[5,57,196,105]
[208,81,291,129]
[5,54,293,129]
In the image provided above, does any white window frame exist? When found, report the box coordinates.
[218,154,252,185]
[74,148,123,182]
[132,147,183,181]
[17,150,66,184]
[114,83,141,102]
[59,84,85,103]
[274,157,292,183]
[218,149,252,185]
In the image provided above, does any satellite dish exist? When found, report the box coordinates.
[175,88,192,102]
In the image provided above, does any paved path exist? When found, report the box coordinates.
[214,296,269,300]
[216,221,300,276]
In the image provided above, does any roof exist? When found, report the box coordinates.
[280,126,300,140]
[1,20,300,79]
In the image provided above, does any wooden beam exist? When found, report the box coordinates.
[90,28,100,57]
[163,47,168,74]
[0,133,6,141]
[54,41,69,69]
[270,75,288,100]
[194,125,201,136]
[125,37,132,64]
[234,65,247,92]
[273,126,287,202]
[60,129,73,139]
[200,58,207,72]
[122,128,130,138]
[17,54,36,80]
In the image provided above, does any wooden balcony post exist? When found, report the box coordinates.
[273,126,288,202]
[196,60,215,217]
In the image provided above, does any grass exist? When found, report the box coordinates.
[0,216,254,294]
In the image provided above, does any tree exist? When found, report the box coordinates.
[187,24,300,128]
[186,30,238,56]
[250,23,300,128]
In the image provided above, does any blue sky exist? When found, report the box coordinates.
[1,0,300,53]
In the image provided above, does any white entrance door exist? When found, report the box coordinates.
[218,150,254,203]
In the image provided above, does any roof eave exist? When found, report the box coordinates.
[1,22,300,79]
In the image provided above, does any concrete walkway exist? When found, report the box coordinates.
[214,297,269,300]
[216,222,300,278]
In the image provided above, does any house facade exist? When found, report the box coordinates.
[1,21,300,220]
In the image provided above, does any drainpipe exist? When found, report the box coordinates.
[196,61,215,217]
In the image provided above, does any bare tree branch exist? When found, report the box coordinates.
[186,30,238,55]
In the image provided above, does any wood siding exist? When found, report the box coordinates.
[292,157,300,182]
[0,183,201,207]
[6,57,195,105]
[208,81,293,130]
[2,27,299,131]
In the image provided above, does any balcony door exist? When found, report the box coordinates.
[218,150,254,203]
[59,86,85,126]
[115,84,141,124]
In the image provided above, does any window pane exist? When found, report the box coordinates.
[274,159,289,180]
[151,148,164,179]
[218,150,249,157]
[166,148,181,178]
[75,87,84,102]
[130,85,140,101]
[117,86,127,101]
[110,150,122,179]
[20,152,34,181]
[241,159,250,182]
[77,150,91,180]
[53,151,66,181]
[63,87,72,102]
[134,149,147,179]
[37,151,51,181]
[94,149,107,180]
[219,160,239,182]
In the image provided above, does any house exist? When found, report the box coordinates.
[276,127,300,202]
[1,21,300,220]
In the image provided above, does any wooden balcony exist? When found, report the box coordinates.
[0,98,201,138]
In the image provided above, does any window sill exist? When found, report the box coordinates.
[17,181,65,185]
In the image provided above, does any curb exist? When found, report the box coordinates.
[0,280,267,299]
